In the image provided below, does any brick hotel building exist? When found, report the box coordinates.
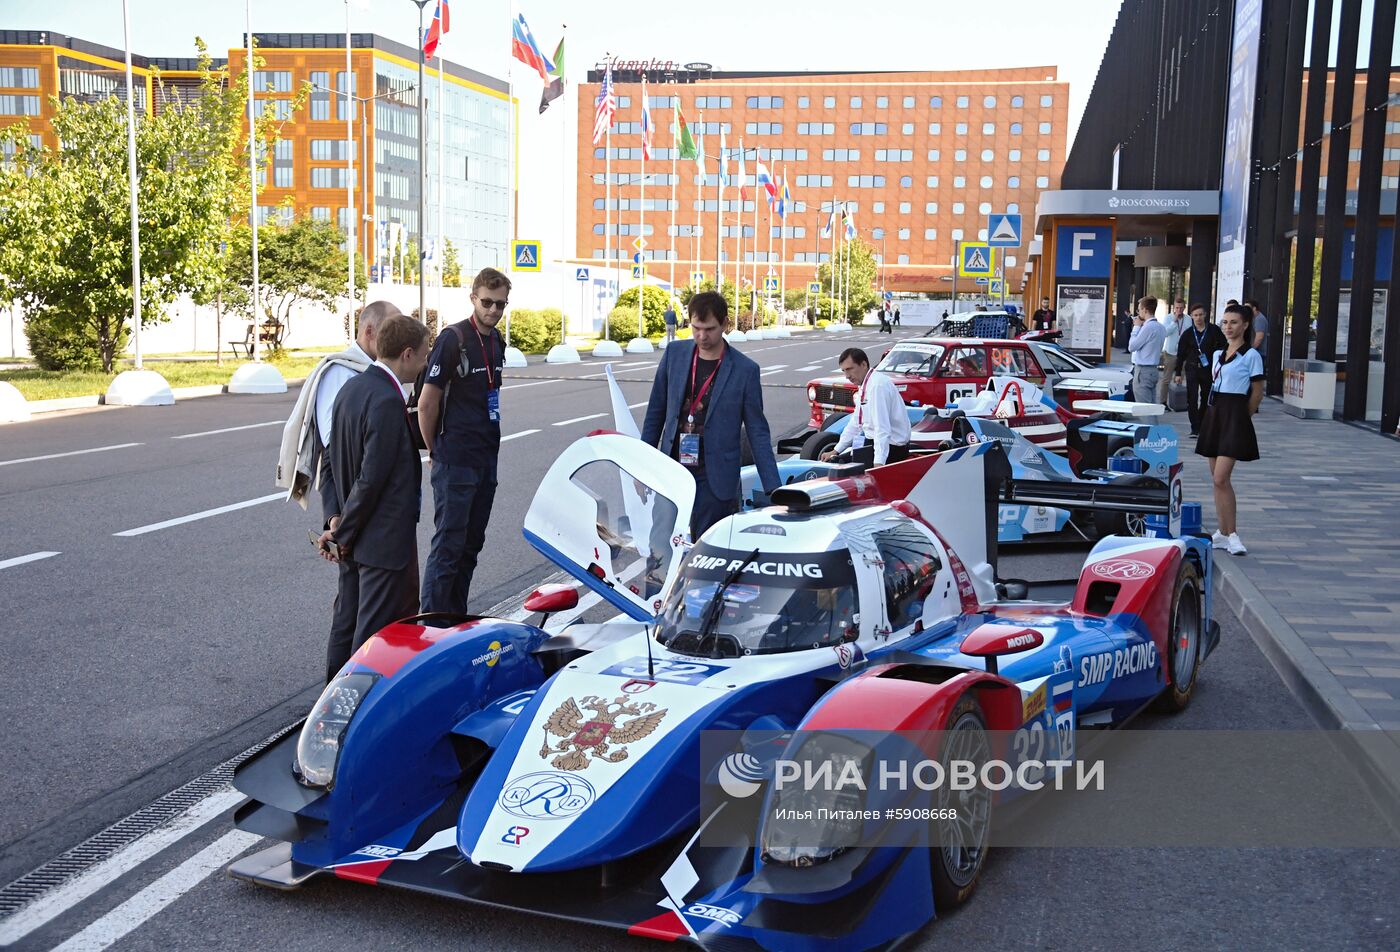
[576,65,1069,293]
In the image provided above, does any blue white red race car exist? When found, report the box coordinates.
[229,434,1219,951]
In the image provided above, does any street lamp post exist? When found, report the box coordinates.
[410,0,430,324]
[120,0,142,369]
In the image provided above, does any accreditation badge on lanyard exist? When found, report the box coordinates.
[1194,327,1209,368]
[473,320,501,423]
[679,349,721,467]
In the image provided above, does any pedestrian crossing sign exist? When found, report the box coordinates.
[989,278,1004,293]
[632,264,646,279]
[512,240,542,271]
[764,276,779,291]
[808,281,821,294]
[958,242,995,277]
[690,270,706,285]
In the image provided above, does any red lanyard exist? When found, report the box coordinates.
[687,346,723,422]
[855,377,869,425]
[471,319,496,389]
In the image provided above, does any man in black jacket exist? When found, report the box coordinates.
[317,314,430,681]
[1173,302,1227,437]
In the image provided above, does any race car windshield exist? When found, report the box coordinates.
[877,345,944,377]
[656,545,858,658]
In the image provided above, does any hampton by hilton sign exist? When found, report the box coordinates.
[594,56,713,71]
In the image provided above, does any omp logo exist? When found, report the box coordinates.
[685,903,741,927]
[472,640,512,667]
[1090,557,1156,581]
[353,844,401,859]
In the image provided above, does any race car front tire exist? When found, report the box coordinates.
[930,693,993,911]
[800,429,840,461]
[1092,474,1162,538]
[1155,560,1203,713]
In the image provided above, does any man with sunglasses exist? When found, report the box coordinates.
[418,268,510,615]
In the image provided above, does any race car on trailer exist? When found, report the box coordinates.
[229,434,1218,951]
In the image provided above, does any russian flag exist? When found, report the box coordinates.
[1052,680,1073,713]
[421,0,449,60]
[755,160,777,200]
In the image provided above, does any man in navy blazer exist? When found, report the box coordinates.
[642,290,782,540]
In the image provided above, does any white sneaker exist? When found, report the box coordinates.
[1212,531,1228,550]
[1227,533,1247,556]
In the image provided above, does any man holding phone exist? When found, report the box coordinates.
[316,314,430,682]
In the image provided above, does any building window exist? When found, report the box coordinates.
[978,202,992,214]
[899,201,911,213]
[254,99,292,120]
[902,122,914,134]
[1006,254,1017,266]
[898,227,910,239]
[0,94,40,116]
[850,96,862,108]
[649,95,678,108]
[927,148,940,161]
[823,148,861,161]
[956,95,969,108]
[1036,175,1050,187]
[872,227,884,239]
[875,148,913,161]
[981,149,994,161]
[798,95,809,108]
[876,96,888,108]
[1007,176,1020,188]
[978,228,988,240]
[824,95,836,107]
[746,95,784,108]
[309,70,330,120]
[335,71,356,120]
[925,201,939,214]
[929,95,943,108]
[902,95,915,108]
[1037,148,1051,161]
[311,207,331,221]
[952,202,966,214]
[616,95,631,108]
[956,122,968,134]
[979,176,993,188]
[982,122,995,135]
[745,122,783,135]
[928,122,941,135]
[924,227,937,239]
[873,201,886,213]
[850,122,888,136]
[1009,149,1022,161]
[1010,122,1022,135]
[797,174,833,187]
[310,139,350,160]
[926,175,939,188]
[0,67,39,88]
[799,122,835,135]
[694,95,730,109]
[900,175,912,187]
[1011,95,1024,107]
[1040,94,1053,107]
[954,149,967,161]
[1039,121,1052,134]
[1007,203,1019,214]
[254,70,292,93]
[846,174,885,188]
[952,176,966,188]
[898,254,910,265]
[983,95,996,108]
[311,167,348,189]
[952,228,964,241]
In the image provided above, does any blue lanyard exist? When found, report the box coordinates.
[1192,325,1206,354]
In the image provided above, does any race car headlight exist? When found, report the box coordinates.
[293,671,380,788]
[807,385,818,402]
[760,733,871,868]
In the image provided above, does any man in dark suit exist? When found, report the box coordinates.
[316,314,430,681]
[642,290,782,540]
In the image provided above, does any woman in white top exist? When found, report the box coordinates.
[1195,303,1265,555]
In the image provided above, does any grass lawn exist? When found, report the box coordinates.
[0,353,326,401]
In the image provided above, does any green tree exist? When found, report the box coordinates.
[442,238,462,288]
[615,284,672,336]
[225,215,363,344]
[814,238,879,321]
[0,39,302,371]
[679,278,739,319]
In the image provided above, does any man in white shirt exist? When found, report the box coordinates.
[1157,298,1185,403]
[821,348,912,465]
[1128,295,1167,404]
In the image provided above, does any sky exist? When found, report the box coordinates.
[6,0,1126,259]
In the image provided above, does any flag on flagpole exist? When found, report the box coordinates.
[735,142,747,199]
[640,77,653,161]
[780,176,793,219]
[695,130,706,177]
[755,160,777,201]
[539,35,565,113]
[673,101,698,160]
[821,207,835,239]
[592,64,616,144]
[775,175,789,219]
[421,0,450,59]
[511,13,554,82]
[842,204,856,241]
[718,128,729,186]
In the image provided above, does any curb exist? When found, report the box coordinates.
[1214,556,1400,816]
[21,377,308,418]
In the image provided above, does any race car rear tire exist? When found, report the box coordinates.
[1155,560,1203,713]
[1092,474,1162,538]
[930,694,992,911]
[800,429,840,461]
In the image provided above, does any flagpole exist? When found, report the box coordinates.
[246,0,261,362]
[604,123,611,340]
[436,48,444,335]
[764,190,773,324]
[779,166,787,326]
[749,152,758,320]
[669,104,677,294]
[344,1,356,332]
[637,77,646,337]
[714,128,722,303]
[694,112,703,288]
[828,200,836,322]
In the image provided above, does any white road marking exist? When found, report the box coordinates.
[0,442,142,468]
[501,379,562,391]
[170,421,283,440]
[113,492,285,537]
[48,828,260,952]
[551,412,606,427]
[760,364,789,371]
[0,788,244,946]
[627,401,649,408]
[0,551,60,571]
[797,364,823,372]
[759,368,787,376]
[501,428,540,441]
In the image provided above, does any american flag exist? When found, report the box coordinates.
[591,65,616,145]
[640,77,653,161]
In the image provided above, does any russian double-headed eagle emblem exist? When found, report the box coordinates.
[539,694,668,771]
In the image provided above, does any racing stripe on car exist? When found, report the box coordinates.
[628,909,691,940]
[333,859,394,884]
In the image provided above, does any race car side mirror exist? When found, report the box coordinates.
[959,624,1045,677]
[524,583,580,626]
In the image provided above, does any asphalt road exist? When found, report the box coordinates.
[3,325,1397,951]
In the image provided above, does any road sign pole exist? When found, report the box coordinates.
[952,239,960,315]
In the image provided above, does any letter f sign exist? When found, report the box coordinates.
[1072,233,1094,272]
